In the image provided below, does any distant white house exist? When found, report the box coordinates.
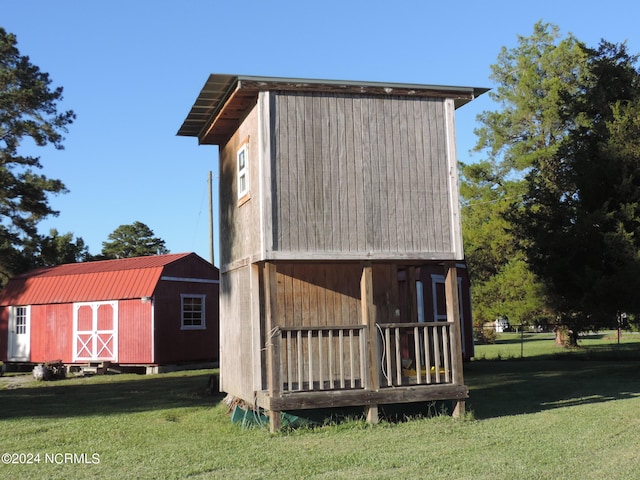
[495,317,511,333]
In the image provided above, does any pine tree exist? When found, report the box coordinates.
[0,28,75,281]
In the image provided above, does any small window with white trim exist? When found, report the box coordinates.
[181,294,206,330]
[15,306,28,334]
[237,142,249,201]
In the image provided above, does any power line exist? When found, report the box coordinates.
[462,194,524,207]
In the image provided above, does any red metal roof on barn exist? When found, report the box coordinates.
[0,253,196,306]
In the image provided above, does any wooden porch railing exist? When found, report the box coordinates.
[276,325,367,392]
[376,322,455,387]
[261,264,467,431]
[272,321,458,393]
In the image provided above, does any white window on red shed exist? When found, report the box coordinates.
[181,294,206,330]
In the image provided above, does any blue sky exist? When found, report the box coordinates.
[3,1,639,266]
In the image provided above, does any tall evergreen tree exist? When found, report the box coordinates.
[515,41,640,344]
[22,228,91,267]
[101,221,169,259]
[0,28,75,281]
[462,22,585,330]
[464,23,640,344]
[474,22,586,172]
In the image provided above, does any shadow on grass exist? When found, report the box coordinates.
[4,360,639,426]
[464,360,640,420]
[294,350,640,425]
[0,371,225,420]
[489,334,555,346]
[486,332,618,348]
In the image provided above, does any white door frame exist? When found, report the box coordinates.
[73,301,118,362]
[8,305,31,361]
[431,274,467,355]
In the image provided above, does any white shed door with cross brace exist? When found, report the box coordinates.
[73,301,118,362]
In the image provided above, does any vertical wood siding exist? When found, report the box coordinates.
[118,299,152,364]
[275,263,362,328]
[31,305,73,362]
[272,263,365,390]
[153,280,219,365]
[271,92,455,257]
[219,266,260,401]
[219,105,262,266]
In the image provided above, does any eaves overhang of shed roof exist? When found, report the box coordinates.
[177,74,489,145]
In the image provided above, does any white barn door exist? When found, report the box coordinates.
[8,306,31,361]
[73,301,118,362]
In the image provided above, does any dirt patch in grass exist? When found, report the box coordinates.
[0,373,34,390]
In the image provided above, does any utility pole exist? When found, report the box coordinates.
[208,170,214,265]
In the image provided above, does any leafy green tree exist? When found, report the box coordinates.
[469,21,640,345]
[0,239,28,286]
[514,41,640,345]
[23,228,91,267]
[0,28,75,279]
[474,22,586,173]
[460,159,549,329]
[101,221,169,259]
[461,21,584,331]
[0,229,90,287]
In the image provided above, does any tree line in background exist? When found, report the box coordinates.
[462,21,640,345]
[0,27,167,286]
[4,23,640,347]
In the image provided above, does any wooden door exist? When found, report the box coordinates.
[73,302,118,362]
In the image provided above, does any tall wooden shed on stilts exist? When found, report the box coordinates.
[178,74,486,431]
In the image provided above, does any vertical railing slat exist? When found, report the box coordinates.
[385,327,392,387]
[414,326,421,384]
[297,330,303,391]
[395,327,402,385]
[318,331,324,390]
[308,330,313,390]
[279,333,284,395]
[424,325,432,384]
[328,329,334,389]
[434,325,442,383]
[286,330,293,391]
[349,329,355,388]
[360,329,367,389]
[339,329,345,388]
[443,324,451,383]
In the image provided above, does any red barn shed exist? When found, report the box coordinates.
[0,253,219,372]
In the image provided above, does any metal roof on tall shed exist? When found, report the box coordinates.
[177,74,489,145]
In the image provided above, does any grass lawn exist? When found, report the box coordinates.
[473,330,640,360]
[1,335,640,479]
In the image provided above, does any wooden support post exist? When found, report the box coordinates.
[444,261,465,418]
[389,264,400,386]
[264,262,281,432]
[361,262,379,424]
[389,264,400,321]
